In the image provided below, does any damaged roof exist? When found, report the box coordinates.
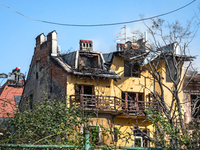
[52,42,194,79]
[52,50,120,79]
[103,42,195,67]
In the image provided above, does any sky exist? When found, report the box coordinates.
[0,0,199,86]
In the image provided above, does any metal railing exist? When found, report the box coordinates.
[0,144,196,150]
[0,130,194,150]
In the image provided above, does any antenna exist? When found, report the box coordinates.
[116,25,126,43]
[121,25,126,42]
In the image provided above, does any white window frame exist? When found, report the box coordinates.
[133,136,143,147]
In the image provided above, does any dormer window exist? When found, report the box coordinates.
[124,61,140,77]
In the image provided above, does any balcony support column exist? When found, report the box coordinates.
[125,92,128,111]
[114,97,116,110]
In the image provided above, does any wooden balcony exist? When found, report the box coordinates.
[69,94,160,116]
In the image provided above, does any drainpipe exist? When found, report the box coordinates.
[85,129,90,150]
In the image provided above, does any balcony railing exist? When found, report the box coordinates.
[70,94,160,115]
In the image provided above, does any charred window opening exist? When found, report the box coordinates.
[133,129,149,147]
[79,53,101,70]
[75,85,94,108]
[191,95,200,119]
[84,85,93,94]
[124,61,140,77]
[75,85,94,95]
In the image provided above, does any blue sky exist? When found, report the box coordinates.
[0,0,199,86]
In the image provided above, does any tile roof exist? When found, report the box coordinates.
[80,39,93,43]
[117,43,125,47]
[0,83,23,117]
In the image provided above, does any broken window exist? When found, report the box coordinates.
[75,85,95,108]
[79,53,101,71]
[75,85,94,95]
[133,129,149,147]
[122,92,144,113]
[124,61,140,77]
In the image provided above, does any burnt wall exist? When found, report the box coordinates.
[20,31,67,110]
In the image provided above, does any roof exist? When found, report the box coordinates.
[80,39,93,43]
[103,53,114,66]
[102,45,194,67]
[52,42,194,79]
[0,82,23,117]
[117,43,125,47]
[52,50,120,79]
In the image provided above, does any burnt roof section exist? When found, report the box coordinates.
[103,42,195,67]
[52,50,120,79]
[62,51,76,69]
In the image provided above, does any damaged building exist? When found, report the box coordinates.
[20,30,188,147]
[183,74,200,123]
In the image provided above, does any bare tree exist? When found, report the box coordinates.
[119,18,200,148]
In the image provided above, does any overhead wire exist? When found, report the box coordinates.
[0,0,196,27]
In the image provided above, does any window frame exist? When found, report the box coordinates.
[133,136,143,147]
[124,60,140,77]
[133,129,149,147]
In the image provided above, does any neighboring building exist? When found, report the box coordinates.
[0,70,24,138]
[20,31,187,147]
[0,81,24,122]
[183,74,200,123]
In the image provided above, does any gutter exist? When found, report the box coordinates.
[73,71,120,79]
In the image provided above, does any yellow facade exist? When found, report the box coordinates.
[66,54,184,147]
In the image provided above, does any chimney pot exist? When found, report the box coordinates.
[36,33,45,45]
[80,40,93,51]
[47,31,58,56]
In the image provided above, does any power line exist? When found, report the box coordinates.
[0,0,196,27]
